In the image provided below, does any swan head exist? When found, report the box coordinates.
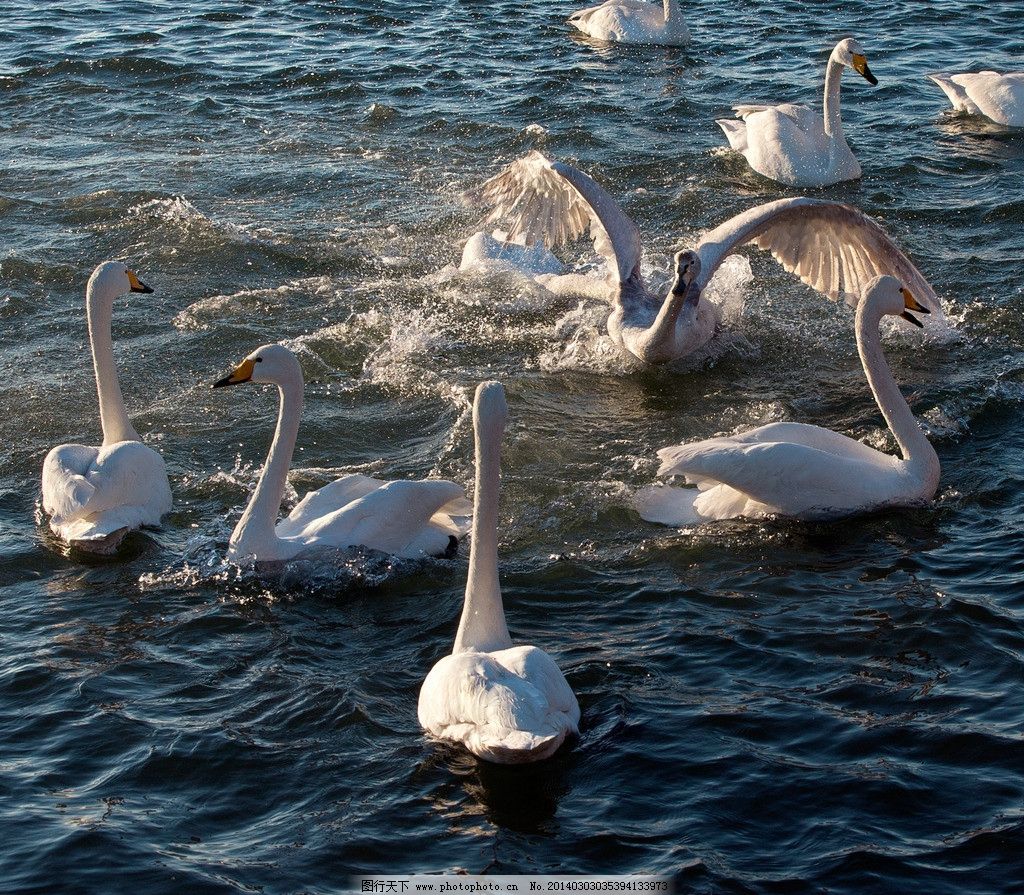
[832,38,877,85]
[212,343,302,389]
[670,250,702,304]
[863,275,931,327]
[88,261,153,300]
[473,380,509,440]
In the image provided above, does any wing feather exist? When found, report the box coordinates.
[695,198,941,316]
[467,150,642,283]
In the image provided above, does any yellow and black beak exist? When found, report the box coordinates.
[212,357,256,389]
[851,53,878,86]
[126,270,154,294]
[900,287,930,328]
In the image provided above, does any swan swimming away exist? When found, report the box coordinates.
[469,151,942,364]
[718,37,878,187]
[418,381,580,764]
[928,71,1024,127]
[211,343,470,564]
[41,261,172,554]
[635,275,941,525]
[568,0,690,46]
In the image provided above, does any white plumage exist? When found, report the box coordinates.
[212,344,470,564]
[718,38,879,187]
[467,153,942,364]
[418,382,579,764]
[41,261,171,554]
[928,71,1024,127]
[635,276,941,524]
[568,0,690,46]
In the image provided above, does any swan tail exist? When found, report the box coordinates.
[926,73,980,114]
[469,727,568,764]
[716,118,748,152]
[633,484,702,526]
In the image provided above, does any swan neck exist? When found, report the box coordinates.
[663,0,683,23]
[453,414,511,654]
[87,283,140,445]
[230,377,303,557]
[856,306,935,468]
[644,284,690,356]
[823,57,846,140]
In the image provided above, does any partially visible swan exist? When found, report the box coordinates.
[928,71,1024,127]
[418,382,579,764]
[211,344,470,564]
[470,151,942,364]
[718,37,878,187]
[41,261,172,554]
[459,229,566,277]
[569,0,690,46]
[635,276,940,524]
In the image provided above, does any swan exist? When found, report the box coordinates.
[717,37,878,187]
[418,382,580,764]
[635,275,940,525]
[568,0,690,46]
[469,151,942,364]
[211,343,470,564]
[928,71,1024,127]
[41,261,172,554]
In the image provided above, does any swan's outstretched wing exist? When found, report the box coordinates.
[468,150,642,284]
[418,646,579,764]
[695,198,941,316]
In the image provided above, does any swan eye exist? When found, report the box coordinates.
[255,357,263,363]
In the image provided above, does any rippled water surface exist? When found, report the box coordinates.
[2,1,1023,892]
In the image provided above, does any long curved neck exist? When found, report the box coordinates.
[823,57,846,140]
[662,0,683,24]
[230,377,303,556]
[453,414,512,655]
[856,305,936,470]
[640,280,696,359]
[87,285,140,445]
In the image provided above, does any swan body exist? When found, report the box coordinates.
[418,382,579,764]
[718,38,878,187]
[569,0,690,46]
[459,230,566,276]
[41,262,171,554]
[470,153,942,363]
[636,276,940,524]
[212,344,470,564]
[928,71,1024,127]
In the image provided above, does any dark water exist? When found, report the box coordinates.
[2,1,1023,892]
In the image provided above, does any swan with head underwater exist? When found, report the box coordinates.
[636,275,941,525]
[465,151,942,364]
[41,261,172,554]
[927,71,1024,127]
[418,381,580,764]
[568,0,690,46]
[718,37,879,187]
[211,343,470,564]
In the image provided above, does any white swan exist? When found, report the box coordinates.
[470,152,942,363]
[928,71,1024,127]
[569,0,690,46]
[718,38,878,187]
[636,275,940,525]
[418,382,580,764]
[211,344,470,564]
[41,261,172,554]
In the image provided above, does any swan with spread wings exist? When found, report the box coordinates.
[467,151,942,364]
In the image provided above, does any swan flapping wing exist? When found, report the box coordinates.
[467,150,642,284]
[696,198,942,316]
